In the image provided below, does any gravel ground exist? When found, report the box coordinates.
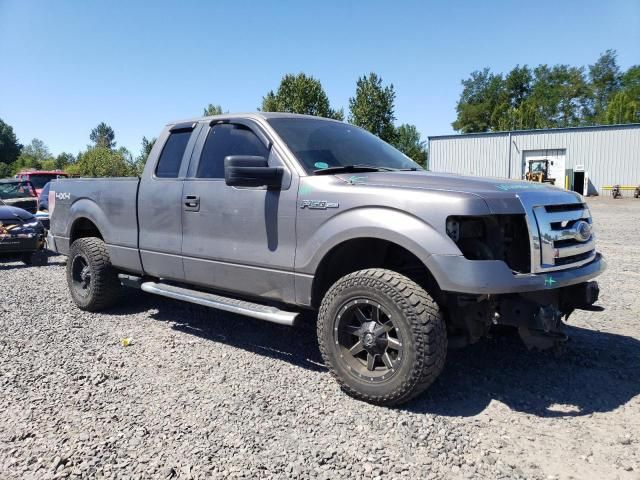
[1,197,639,480]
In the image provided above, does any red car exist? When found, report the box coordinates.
[15,170,68,196]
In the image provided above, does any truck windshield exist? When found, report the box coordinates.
[0,181,36,199]
[267,118,421,174]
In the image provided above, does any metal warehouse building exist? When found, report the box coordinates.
[428,123,640,196]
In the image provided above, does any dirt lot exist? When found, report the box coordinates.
[1,197,639,479]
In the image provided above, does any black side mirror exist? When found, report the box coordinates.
[224,156,283,188]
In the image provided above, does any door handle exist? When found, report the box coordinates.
[184,194,200,211]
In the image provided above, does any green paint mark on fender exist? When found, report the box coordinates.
[496,182,548,191]
[299,183,314,196]
[348,175,368,184]
[544,276,557,287]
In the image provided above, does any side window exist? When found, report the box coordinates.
[196,124,269,179]
[155,131,191,178]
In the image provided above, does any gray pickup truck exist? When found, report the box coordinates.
[49,113,605,405]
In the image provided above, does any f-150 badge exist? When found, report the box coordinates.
[300,200,339,210]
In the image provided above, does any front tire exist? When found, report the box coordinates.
[67,237,121,311]
[317,268,447,406]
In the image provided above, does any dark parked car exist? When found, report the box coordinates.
[0,179,38,214]
[0,203,48,265]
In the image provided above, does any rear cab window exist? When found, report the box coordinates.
[155,125,195,178]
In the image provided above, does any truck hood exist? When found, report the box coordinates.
[335,171,583,213]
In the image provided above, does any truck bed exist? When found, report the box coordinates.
[49,177,142,272]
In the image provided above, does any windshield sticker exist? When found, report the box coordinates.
[314,161,329,169]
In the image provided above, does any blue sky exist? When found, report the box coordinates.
[1,0,638,157]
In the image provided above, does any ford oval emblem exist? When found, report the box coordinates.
[574,220,592,242]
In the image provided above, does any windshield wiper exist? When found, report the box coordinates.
[313,164,397,175]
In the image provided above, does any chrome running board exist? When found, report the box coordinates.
[140,281,299,326]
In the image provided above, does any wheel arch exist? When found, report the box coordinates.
[65,197,110,245]
[309,237,444,309]
[296,207,457,307]
[69,217,103,245]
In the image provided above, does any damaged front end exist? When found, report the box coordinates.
[444,204,603,350]
[446,281,600,350]
[498,280,600,349]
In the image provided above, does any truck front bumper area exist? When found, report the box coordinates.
[428,253,606,295]
[0,236,41,254]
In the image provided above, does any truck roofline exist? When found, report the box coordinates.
[165,112,345,127]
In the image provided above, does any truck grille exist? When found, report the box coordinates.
[531,202,596,272]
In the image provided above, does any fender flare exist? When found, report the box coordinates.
[66,198,109,242]
[295,206,462,276]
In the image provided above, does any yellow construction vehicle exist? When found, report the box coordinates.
[525,159,555,185]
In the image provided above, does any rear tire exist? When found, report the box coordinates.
[67,237,121,311]
[317,268,447,406]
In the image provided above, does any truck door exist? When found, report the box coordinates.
[181,120,298,303]
[138,122,200,281]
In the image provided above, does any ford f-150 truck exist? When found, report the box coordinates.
[48,113,605,406]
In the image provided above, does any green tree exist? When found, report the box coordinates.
[22,138,52,162]
[392,124,428,167]
[11,155,41,173]
[349,73,397,142]
[0,119,22,168]
[55,152,76,170]
[89,122,116,149]
[12,138,54,173]
[588,50,621,122]
[133,136,156,175]
[0,163,11,177]
[67,147,133,177]
[531,64,590,128]
[618,65,640,122]
[451,53,639,132]
[621,66,640,100]
[605,91,638,124]
[260,73,343,120]
[505,65,532,109]
[203,104,225,116]
[451,68,507,133]
[261,91,278,112]
[496,97,545,131]
[40,159,57,170]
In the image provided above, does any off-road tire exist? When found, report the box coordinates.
[67,237,121,311]
[317,268,447,406]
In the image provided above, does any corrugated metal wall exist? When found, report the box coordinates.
[429,124,640,194]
